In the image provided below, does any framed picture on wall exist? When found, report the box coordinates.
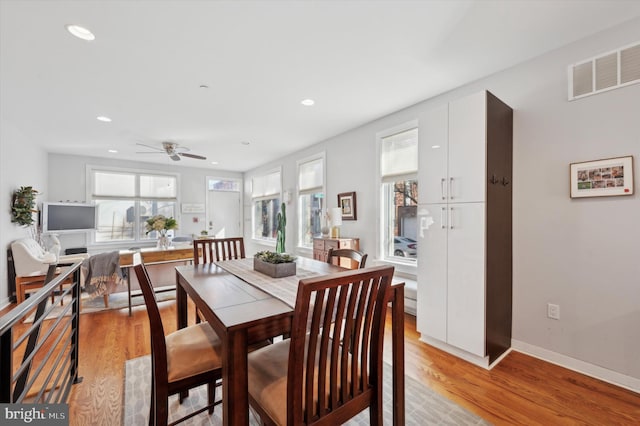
[337,192,357,220]
[570,155,634,198]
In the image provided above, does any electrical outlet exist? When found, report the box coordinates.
[547,303,560,320]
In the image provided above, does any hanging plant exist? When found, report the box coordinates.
[11,186,39,226]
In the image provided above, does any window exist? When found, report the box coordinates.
[89,168,178,243]
[380,127,418,262]
[297,156,324,248]
[252,169,281,241]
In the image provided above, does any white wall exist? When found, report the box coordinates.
[244,18,640,389]
[0,118,49,308]
[47,153,242,252]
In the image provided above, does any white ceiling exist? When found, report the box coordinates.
[2,0,640,172]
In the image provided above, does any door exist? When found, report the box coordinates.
[417,204,448,341]
[446,202,485,357]
[418,104,449,204]
[448,91,486,203]
[206,179,241,238]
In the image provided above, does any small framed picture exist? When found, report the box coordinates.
[570,155,634,198]
[337,192,357,220]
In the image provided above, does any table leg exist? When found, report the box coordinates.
[176,273,188,330]
[223,329,249,426]
[125,267,132,317]
[392,285,405,426]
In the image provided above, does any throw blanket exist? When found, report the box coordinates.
[82,251,124,298]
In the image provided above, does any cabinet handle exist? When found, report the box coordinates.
[502,177,510,186]
[449,207,454,229]
[441,178,446,200]
[490,174,499,185]
[449,177,454,200]
[440,207,446,229]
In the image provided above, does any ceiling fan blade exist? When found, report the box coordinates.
[135,142,164,152]
[180,152,207,160]
[170,154,181,161]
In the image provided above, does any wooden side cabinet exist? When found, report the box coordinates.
[313,237,360,268]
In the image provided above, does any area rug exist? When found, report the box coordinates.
[124,355,490,425]
[25,289,175,322]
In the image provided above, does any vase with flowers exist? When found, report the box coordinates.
[145,215,178,249]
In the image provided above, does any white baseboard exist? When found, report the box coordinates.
[511,339,640,394]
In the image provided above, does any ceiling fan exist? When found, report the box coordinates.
[135,141,207,161]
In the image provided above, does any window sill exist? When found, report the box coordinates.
[370,258,417,280]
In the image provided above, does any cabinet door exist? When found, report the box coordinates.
[419,104,449,204]
[446,202,486,357]
[448,91,486,203]
[416,204,448,341]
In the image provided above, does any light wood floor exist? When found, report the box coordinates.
[7,298,639,425]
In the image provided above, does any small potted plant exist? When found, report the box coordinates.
[253,250,296,278]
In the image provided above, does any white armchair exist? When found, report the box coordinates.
[10,238,79,304]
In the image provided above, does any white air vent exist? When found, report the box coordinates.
[568,41,640,100]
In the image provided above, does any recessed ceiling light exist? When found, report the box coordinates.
[108,149,118,153]
[66,25,95,41]
[431,145,441,149]
[199,84,209,89]
[301,99,315,106]
[96,116,112,122]
[210,161,219,165]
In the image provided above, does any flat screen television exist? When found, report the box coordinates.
[41,202,97,233]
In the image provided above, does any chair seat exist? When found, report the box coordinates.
[166,322,222,382]
[248,339,291,425]
[248,338,352,425]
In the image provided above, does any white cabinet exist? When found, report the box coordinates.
[419,92,487,205]
[448,92,487,203]
[417,90,513,367]
[418,104,448,205]
[445,203,486,356]
[418,202,485,357]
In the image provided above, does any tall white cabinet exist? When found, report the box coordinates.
[417,90,513,367]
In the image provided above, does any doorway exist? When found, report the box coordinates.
[205,177,242,238]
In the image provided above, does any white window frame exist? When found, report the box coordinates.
[296,153,326,249]
[251,167,282,243]
[86,165,180,247]
[376,121,419,272]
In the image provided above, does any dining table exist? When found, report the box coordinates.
[175,256,405,426]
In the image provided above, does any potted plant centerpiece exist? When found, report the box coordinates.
[254,202,295,277]
[253,251,296,278]
[145,214,178,249]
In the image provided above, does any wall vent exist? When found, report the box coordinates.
[568,41,640,100]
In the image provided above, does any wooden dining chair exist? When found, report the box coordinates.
[326,247,368,269]
[133,256,223,426]
[247,265,394,425]
[192,237,246,264]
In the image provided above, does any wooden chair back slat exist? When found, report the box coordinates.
[326,248,368,269]
[287,265,393,425]
[133,258,169,387]
[193,237,245,264]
